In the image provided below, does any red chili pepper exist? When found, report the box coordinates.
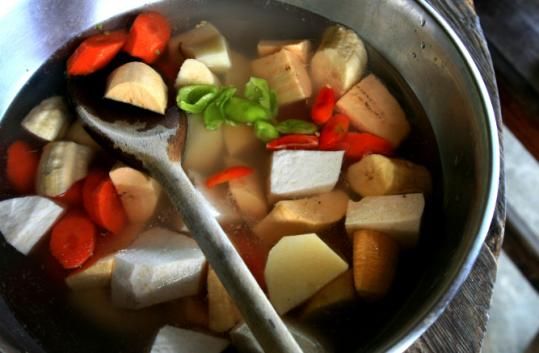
[266,134,319,151]
[206,166,254,188]
[339,133,394,161]
[311,86,336,125]
[319,114,350,150]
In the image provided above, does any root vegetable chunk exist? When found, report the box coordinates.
[353,230,399,299]
[65,119,101,151]
[105,61,168,114]
[336,74,410,147]
[177,22,231,73]
[111,227,206,309]
[109,164,162,223]
[254,190,348,247]
[150,325,229,353]
[270,150,344,199]
[0,196,64,255]
[310,25,368,97]
[175,58,220,88]
[302,270,356,316]
[257,39,312,63]
[183,116,225,173]
[251,49,312,106]
[347,154,432,197]
[207,267,241,332]
[21,96,70,141]
[345,193,425,248]
[265,233,348,314]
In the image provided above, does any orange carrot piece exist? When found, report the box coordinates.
[90,178,127,234]
[124,12,171,64]
[67,31,128,76]
[50,211,96,269]
[83,169,107,220]
[6,140,40,194]
[54,179,84,208]
[205,166,254,188]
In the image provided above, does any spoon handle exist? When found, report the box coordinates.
[147,160,303,353]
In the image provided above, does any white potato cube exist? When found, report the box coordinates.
[270,150,344,199]
[345,193,425,248]
[111,228,206,309]
[0,196,64,255]
[150,325,229,353]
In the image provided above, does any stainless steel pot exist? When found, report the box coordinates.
[0,1,499,352]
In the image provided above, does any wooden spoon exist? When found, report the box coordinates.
[68,74,303,353]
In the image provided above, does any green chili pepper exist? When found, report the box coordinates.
[276,119,318,134]
[254,120,280,142]
[203,87,237,130]
[177,85,219,113]
[224,97,271,124]
[244,77,278,117]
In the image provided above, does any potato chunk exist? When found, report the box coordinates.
[254,190,348,247]
[265,233,348,314]
[345,193,425,248]
[21,96,70,141]
[257,39,312,63]
[251,49,312,106]
[336,74,410,147]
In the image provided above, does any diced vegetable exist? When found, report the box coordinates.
[67,31,128,76]
[244,77,277,116]
[223,124,261,158]
[0,196,65,255]
[36,141,94,197]
[223,97,271,124]
[353,229,399,299]
[150,326,229,353]
[49,210,96,269]
[84,175,127,234]
[224,50,251,91]
[66,223,144,290]
[183,116,225,173]
[205,166,254,188]
[176,22,232,73]
[254,190,348,247]
[269,150,344,199]
[301,270,356,316]
[257,39,312,63]
[105,62,168,114]
[124,12,171,64]
[65,119,101,151]
[177,85,220,114]
[345,193,425,248]
[265,233,349,314]
[54,179,84,208]
[336,74,410,147]
[109,164,162,224]
[339,132,393,161]
[204,87,237,130]
[310,25,368,97]
[254,120,280,142]
[21,96,70,141]
[311,87,336,125]
[82,169,107,221]
[6,140,40,194]
[319,114,350,150]
[175,58,220,88]
[251,49,312,106]
[347,154,432,197]
[207,267,241,332]
[276,119,318,135]
[266,134,319,151]
[111,228,206,309]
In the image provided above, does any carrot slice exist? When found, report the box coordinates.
[54,179,84,208]
[83,169,107,220]
[50,211,96,269]
[6,140,40,194]
[124,12,171,64]
[67,31,128,76]
[90,178,127,234]
[205,166,254,188]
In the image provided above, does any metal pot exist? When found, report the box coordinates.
[0,0,499,352]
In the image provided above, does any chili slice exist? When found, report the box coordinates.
[311,86,336,125]
[319,114,350,150]
[339,132,394,161]
[206,166,254,188]
[266,134,319,151]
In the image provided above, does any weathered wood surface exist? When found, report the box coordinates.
[407,0,506,352]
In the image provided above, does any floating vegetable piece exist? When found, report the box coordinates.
[254,120,280,142]
[5,140,40,194]
[257,39,312,63]
[353,229,399,299]
[205,166,254,188]
[204,87,236,130]
[336,74,410,147]
[87,177,128,234]
[67,31,128,76]
[175,58,220,88]
[124,12,171,64]
[21,96,70,141]
[311,25,368,97]
[266,134,319,151]
[223,97,271,124]
[208,267,242,332]
[244,76,277,116]
[311,87,336,125]
[36,141,94,197]
[0,196,65,255]
[276,119,317,135]
[65,119,101,151]
[339,132,394,161]
[319,114,350,150]
[105,61,168,114]
[347,154,432,197]
[177,85,220,113]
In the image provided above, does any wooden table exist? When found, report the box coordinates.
[407,1,505,352]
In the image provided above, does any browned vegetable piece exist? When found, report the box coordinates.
[207,267,241,332]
